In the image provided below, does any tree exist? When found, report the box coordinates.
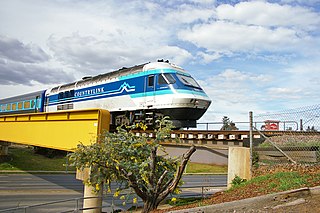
[220,116,238,131]
[69,118,196,213]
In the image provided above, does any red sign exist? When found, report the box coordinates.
[264,120,279,130]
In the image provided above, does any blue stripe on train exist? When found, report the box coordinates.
[47,88,208,107]
[48,80,143,105]
[130,89,209,98]
[48,75,145,104]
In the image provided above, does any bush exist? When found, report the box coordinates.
[231,175,247,186]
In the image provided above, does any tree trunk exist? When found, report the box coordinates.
[140,146,196,212]
[141,198,160,213]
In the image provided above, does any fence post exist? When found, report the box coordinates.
[249,111,253,178]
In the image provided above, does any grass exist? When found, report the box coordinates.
[0,146,227,174]
[228,171,320,193]
[0,146,75,171]
[167,197,203,206]
[186,162,227,174]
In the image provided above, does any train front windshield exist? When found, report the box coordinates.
[158,73,176,85]
[176,74,201,89]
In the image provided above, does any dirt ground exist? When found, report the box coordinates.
[153,164,320,213]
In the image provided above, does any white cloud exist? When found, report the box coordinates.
[0,35,49,63]
[199,69,272,107]
[216,1,320,30]
[0,35,74,86]
[47,33,192,74]
[178,1,320,63]
[196,67,289,121]
[0,84,51,99]
[179,21,300,54]
[278,60,320,103]
[190,0,216,4]
[266,87,303,100]
[164,4,214,24]
[196,51,222,63]
[217,69,272,82]
[0,58,74,86]
[267,87,301,93]
[280,0,320,6]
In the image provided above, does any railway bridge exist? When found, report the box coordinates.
[0,109,311,164]
[133,129,298,149]
[0,109,110,154]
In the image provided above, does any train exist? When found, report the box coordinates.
[0,60,211,129]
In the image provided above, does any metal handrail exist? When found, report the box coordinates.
[0,196,100,213]
[0,184,226,212]
[196,121,299,131]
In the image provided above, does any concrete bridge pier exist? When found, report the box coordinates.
[0,141,11,159]
[77,168,103,213]
[227,147,251,189]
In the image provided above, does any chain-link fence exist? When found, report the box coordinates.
[251,104,320,165]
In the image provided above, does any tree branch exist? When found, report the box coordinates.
[149,146,157,190]
[155,170,168,194]
[122,169,147,201]
[158,145,196,201]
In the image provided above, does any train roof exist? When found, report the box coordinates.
[0,90,45,103]
[50,61,185,93]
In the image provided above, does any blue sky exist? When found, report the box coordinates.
[0,0,319,122]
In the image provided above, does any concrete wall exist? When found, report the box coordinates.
[227,147,251,189]
[160,144,228,165]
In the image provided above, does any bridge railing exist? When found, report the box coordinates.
[196,121,299,131]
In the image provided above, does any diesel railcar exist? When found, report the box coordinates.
[0,61,211,128]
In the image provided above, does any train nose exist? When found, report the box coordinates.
[190,98,211,109]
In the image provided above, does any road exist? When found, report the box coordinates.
[0,173,227,212]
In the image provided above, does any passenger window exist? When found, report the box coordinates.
[6,104,11,111]
[12,103,17,110]
[24,101,30,109]
[148,75,154,87]
[18,102,23,109]
[65,91,70,98]
[58,92,63,99]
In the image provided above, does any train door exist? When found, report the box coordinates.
[144,75,156,108]
[35,96,40,113]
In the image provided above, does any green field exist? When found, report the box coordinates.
[0,146,73,172]
[186,162,227,174]
[0,146,227,174]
